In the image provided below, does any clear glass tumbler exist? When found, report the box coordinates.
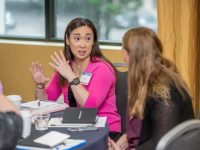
[33,113,51,130]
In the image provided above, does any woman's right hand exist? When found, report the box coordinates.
[30,61,49,86]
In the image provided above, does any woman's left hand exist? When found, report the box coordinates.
[49,51,76,82]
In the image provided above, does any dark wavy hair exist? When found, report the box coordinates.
[59,17,115,86]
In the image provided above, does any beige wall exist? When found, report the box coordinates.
[0,42,124,101]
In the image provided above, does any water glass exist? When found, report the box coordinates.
[33,114,51,130]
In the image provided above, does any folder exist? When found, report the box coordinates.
[62,108,97,125]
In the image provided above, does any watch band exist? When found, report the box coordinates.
[36,84,45,89]
[69,78,80,86]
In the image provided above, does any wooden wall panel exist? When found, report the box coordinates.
[0,42,123,101]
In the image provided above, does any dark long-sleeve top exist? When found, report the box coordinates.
[0,112,23,150]
[126,85,194,150]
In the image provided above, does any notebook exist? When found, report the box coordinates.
[34,131,70,147]
[21,100,68,115]
[17,131,86,150]
[62,108,97,125]
[48,116,107,128]
[17,139,86,150]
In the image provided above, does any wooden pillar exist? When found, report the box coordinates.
[195,1,200,117]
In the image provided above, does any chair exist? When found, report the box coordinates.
[156,119,200,150]
[113,62,128,134]
[198,110,200,119]
[113,62,128,68]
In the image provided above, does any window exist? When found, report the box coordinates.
[0,0,45,37]
[0,0,157,44]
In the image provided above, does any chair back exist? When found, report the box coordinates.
[113,62,128,134]
[156,119,200,150]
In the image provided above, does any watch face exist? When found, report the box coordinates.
[73,78,80,85]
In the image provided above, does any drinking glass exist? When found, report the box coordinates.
[33,114,51,130]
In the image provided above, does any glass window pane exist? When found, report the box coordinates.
[0,0,45,37]
[55,0,157,43]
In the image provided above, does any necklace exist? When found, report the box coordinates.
[74,62,82,77]
[77,65,82,77]
[74,59,89,77]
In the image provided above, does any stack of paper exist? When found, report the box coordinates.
[21,101,56,109]
[21,100,68,115]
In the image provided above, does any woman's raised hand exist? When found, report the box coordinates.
[30,61,49,86]
[49,51,76,82]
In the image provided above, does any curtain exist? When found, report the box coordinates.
[157,0,200,116]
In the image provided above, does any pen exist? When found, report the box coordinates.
[37,100,40,107]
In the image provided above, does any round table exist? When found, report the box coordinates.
[17,111,109,150]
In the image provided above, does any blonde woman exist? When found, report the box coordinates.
[109,27,194,150]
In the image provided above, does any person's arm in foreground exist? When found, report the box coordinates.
[0,82,19,113]
[0,81,23,150]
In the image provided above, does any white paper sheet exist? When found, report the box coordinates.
[94,116,107,127]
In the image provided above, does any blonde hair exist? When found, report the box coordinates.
[123,27,190,119]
